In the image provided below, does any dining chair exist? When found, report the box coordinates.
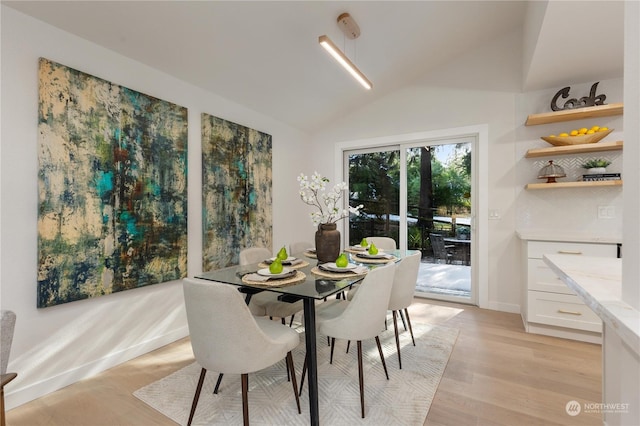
[364,236,397,250]
[1,310,17,426]
[182,278,301,426]
[299,263,396,418]
[289,241,313,255]
[429,233,455,264]
[241,247,303,325]
[387,251,421,369]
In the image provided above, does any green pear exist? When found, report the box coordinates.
[368,243,378,255]
[269,258,283,274]
[335,253,348,268]
[360,238,368,247]
[277,246,288,261]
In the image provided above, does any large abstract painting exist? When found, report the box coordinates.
[201,114,272,270]
[37,58,188,308]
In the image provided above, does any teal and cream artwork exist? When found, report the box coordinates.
[37,58,188,308]
[201,114,272,270]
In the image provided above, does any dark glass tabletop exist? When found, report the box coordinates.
[195,250,417,300]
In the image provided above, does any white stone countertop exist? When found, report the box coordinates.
[517,229,622,244]
[543,254,639,356]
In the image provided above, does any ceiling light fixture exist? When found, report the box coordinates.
[319,13,372,90]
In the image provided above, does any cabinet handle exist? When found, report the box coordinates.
[557,309,582,316]
[557,250,582,255]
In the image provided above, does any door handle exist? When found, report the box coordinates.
[557,250,582,255]
[557,309,582,316]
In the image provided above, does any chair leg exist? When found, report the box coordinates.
[357,341,365,418]
[188,368,207,426]
[299,353,307,396]
[281,318,286,325]
[289,314,295,327]
[399,309,408,331]
[213,373,223,394]
[329,337,335,364]
[241,374,249,426]
[392,310,402,369]
[286,352,302,414]
[346,340,350,354]
[405,308,416,346]
[375,336,389,380]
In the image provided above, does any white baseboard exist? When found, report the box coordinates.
[5,326,189,410]
[486,301,521,314]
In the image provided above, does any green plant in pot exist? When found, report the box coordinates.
[581,159,611,174]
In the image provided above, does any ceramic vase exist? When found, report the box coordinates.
[315,223,340,263]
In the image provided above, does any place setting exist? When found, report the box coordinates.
[241,266,306,287]
[311,253,369,278]
[257,246,310,269]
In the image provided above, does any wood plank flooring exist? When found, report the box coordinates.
[6,299,602,425]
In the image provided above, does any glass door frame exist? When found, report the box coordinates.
[335,125,488,308]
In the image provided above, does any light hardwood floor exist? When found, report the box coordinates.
[6,299,602,425]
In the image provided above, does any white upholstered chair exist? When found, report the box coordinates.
[182,278,301,426]
[300,263,397,418]
[289,241,313,255]
[388,251,421,369]
[1,310,17,426]
[364,236,397,250]
[241,247,303,325]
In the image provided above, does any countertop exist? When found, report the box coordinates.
[517,229,622,244]
[543,254,639,355]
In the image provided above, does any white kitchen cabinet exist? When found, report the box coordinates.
[521,239,618,343]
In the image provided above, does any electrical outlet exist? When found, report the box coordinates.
[598,205,615,219]
[488,209,501,220]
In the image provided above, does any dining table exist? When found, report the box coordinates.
[195,248,418,425]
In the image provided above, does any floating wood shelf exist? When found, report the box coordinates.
[525,180,623,190]
[525,103,624,126]
[525,141,623,158]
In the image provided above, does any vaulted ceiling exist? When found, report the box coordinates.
[4,1,624,133]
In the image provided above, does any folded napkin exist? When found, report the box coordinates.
[358,253,394,260]
[319,264,369,274]
[264,258,304,266]
[244,270,296,282]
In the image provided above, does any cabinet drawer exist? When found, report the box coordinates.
[528,259,574,295]
[527,241,616,259]
[528,290,602,332]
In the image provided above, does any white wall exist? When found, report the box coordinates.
[0,6,312,409]
[311,29,522,313]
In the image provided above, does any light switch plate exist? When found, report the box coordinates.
[598,205,615,219]
[489,209,501,220]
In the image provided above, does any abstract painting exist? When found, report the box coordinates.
[37,58,188,308]
[201,114,272,270]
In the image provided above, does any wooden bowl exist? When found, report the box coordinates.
[541,128,613,146]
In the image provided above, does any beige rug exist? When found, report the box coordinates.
[134,322,458,425]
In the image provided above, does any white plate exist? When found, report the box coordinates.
[268,256,296,263]
[322,262,358,272]
[350,245,368,251]
[257,267,293,278]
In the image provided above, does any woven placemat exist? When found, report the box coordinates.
[257,259,310,269]
[303,250,317,259]
[241,271,307,287]
[352,254,397,264]
[311,266,367,279]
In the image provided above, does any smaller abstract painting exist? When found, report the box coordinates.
[37,58,188,308]
[201,114,272,270]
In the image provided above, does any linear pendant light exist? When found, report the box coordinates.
[318,35,372,90]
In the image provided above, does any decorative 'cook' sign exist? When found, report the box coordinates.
[550,82,607,111]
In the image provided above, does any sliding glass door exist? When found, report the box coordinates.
[345,138,474,304]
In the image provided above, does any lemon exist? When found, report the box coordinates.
[591,125,600,132]
[599,127,609,132]
[559,132,569,137]
[586,130,595,134]
[578,128,588,134]
[570,130,579,136]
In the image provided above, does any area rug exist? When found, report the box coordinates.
[134,322,458,425]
